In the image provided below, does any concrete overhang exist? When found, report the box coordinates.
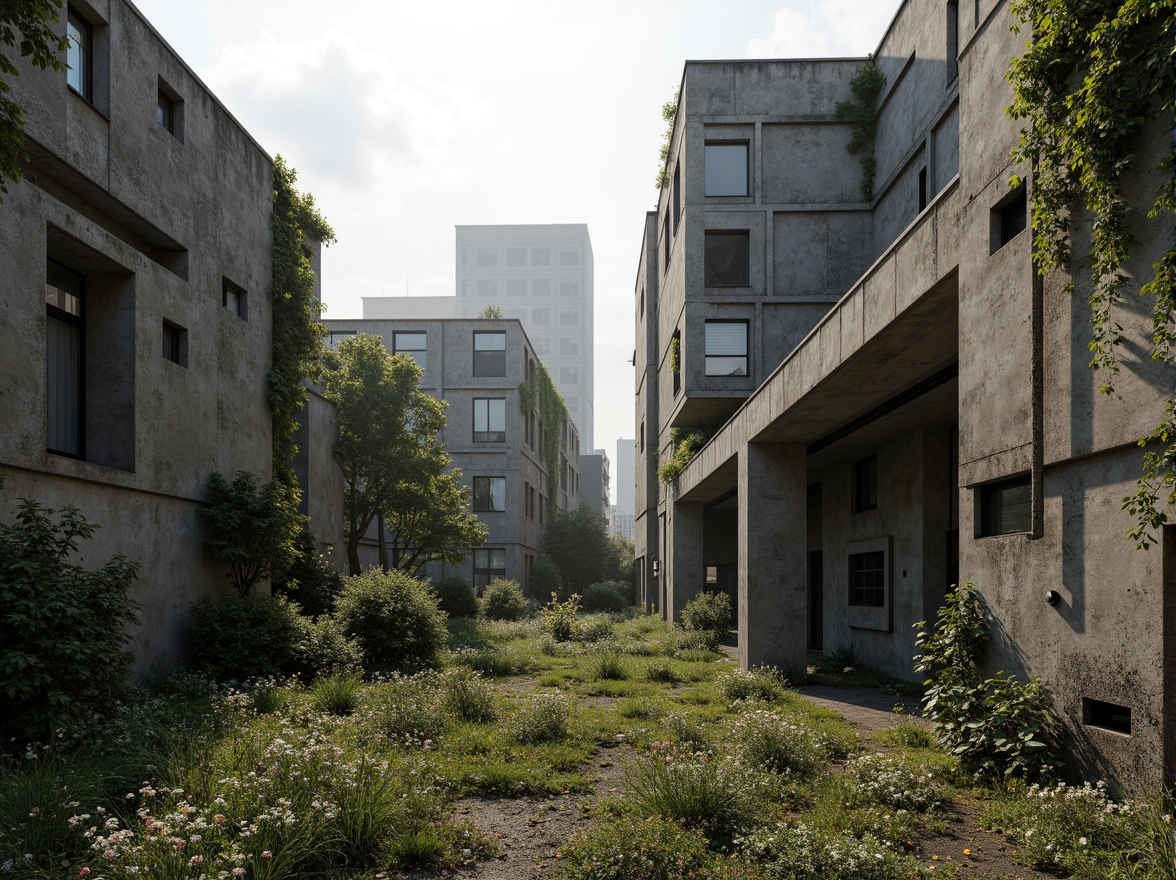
[673,177,962,504]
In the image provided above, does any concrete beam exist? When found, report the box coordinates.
[739,442,807,672]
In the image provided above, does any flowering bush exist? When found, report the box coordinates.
[541,592,582,641]
[842,754,951,813]
[578,614,615,643]
[449,644,518,677]
[728,710,834,778]
[361,671,448,744]
[739,820,923,880]
[442,668,498,723]
[716,666,789,703]
[562,815,711,880]
[511,693,570,744]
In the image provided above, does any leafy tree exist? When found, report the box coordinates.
[608,534,634,582]
[0,496,139,742]
[200,471,303,596]
[543,504,613,595]
[477,304,503,318]
[323,334,452,574]
[0,1,68,201]
[272,528,343,617]
[529,552,562,598]
[381,458,487,575]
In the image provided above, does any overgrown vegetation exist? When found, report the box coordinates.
[680,590,732,649]
[519,361,569,489]
[835,59,886,200]
[1005,2,1176,548]
[657,424,719,484]
[334,567,448,672]
[654,87,679,189]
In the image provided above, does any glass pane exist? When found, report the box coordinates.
[395,332,426,350]
[474,332,505,351]
[532,278,550,296]
[489,399,505,431]
[705,143,748,196]
[705,356,748,377]
[704,232,749,286]
[706,322,747,356]
[490,478,505,511]
[474,399,487,432]
[66,14,88,96]
[490,548,506,568]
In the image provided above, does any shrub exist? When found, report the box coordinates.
[311,673,361,715]
[443,668,498,723]
[728,710,829,779]
[811,642,860,674]
[740,820,923,880]
[577,614,614,643]
[681,590,732,639]
[512,693,570,744]
[480,578,528,621]
[644,661,678,683]
[624,741,757,845]
[288,614,364,680]
[189,592,304,681]
[335,568,448,671]
[916,581,1062,780]
[562,815,711,880]
[666,627,720,657]
[272,528,343,617]
[0,498,139,742]
[362,671,448,743]
[541,592,581,641]
[529,553,562,598]
[843,754,952,813]
[581,581,630,613]
[716,666,788,703]
[449,644,517,677]
[431,575,478,619]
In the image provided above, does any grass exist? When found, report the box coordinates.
[0,610,1162,879]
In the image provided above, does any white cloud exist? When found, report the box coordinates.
[746,1,898,58]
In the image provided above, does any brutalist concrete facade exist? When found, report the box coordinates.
[322,318,579,592]
[636,0,1175,789]
[0,0,275,673]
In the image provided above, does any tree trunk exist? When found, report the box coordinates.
[377,512,388,571]
[346,533,362,576]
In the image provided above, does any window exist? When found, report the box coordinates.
[640,420,645,453]
[705,142,749,196]
[157,90,174,131]
[559,366,580,385]
[1083,698,1131,736]
[46,259,84,457]
[979,476,1031,536]
[559,248,579,267]
[162,320,187,366]
[994,186,1028,250]
[854,455,878,512]
[849,551,886,607]
[663,214,671,272]
[66,7,92,101]
[918,167,928,211]
[946,0,960,84]
[473,548,506,590]
[473,476,506,512]
[393,331,427,369]
[327,329,356,349]
[559,336,579,356]
[505,247,526,267]
[222,278,247,319]
[473,398,506,442]
[459,249,470,268]
[506,278,526,296]
[473,331,506,376]
[532,278,551,297]
[704,231,749,286]
[559,307,578,327]
[531,248,551,266]
[476,248,498,267]
[539,494,546,524]
[476,279,497,297]
[559,278,579,297]
[531,308,551,326]
[704,321,748,377]
[533,337,551,356]
[526,483,536,519]
[672,163,681,231]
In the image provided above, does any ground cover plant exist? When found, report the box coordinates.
[0,606,1168,879]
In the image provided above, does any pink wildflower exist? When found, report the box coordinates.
[261,851,273,859]
[78,869,90,877]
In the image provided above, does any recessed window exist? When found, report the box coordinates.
[532,278,551,297]
[46,259,85,457]
[559,248,579,267]
[327,329,356,349]
[156,79,184,141]
[393,331,427,369]
[474,398,506,442]
[849,551,886,607]
[505,247,526,267]
[559,278,579,297]
[1083,698,1131,735]
[532,307,551,326]
[476,248,497,268]
[663,214,671,273]
[559,307,578,327]
[66,7,92,101]
[476,279,497,297]
[704,321,748,377]
[918,167,928,211]
[473,331,506,377]
[526,483,536,519]
[157,90,174,130]
[473,547,506,591]
[531,248,551,266]
[672,163,681,231]
[506,278,526,296]
[473,476,506,512]
[854,455,878,512]
[222,278,247,320]
[704,231,749,287]
[559,336,579,356]
[992,185,1028,252]
[705,142,749,196]
[979,476,1031,536]
[162,320,187,366]
[946,0,960,84]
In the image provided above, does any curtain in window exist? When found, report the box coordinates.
[47,314,81,455]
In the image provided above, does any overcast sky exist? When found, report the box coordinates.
[131,0,901,496]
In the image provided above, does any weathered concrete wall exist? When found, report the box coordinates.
[294,386,345,567]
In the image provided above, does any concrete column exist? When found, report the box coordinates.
[738,442,807,672]
[668,499,704,624]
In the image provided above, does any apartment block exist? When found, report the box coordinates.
[323,318,580,591]
[636,0,1175,789]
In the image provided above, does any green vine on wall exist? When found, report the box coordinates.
[655,88,679,189]
[669,334,681,374]
[1006,1,1176,548]
[520,363,569,490]
[657,424,719,485]
[269,155,336,485]
[835,59,886,201]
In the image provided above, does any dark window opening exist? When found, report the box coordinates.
[473,548,506,592]
[162,320,187,366]
[992,185,1028,252]
[223,278,247,320]
[672,163,681,232]
[473,331,506,377]
[918,167,928,211]
[663,214,671,274]
[979,476,1031,536]
[1083,698,1131,735]
[704,231,749,287]
[46,258,85,457]
[473,476,505,512]
[854,455,878,512]
[157,90,174,132]
[849,551,886,607]
[947,0,960,84]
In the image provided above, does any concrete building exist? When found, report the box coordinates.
[635,0,1175,789]
[579,449,610,524]
[455,224,595,453]
[0,0,279,673]
[323,317,579,592]
[613,438,635,541]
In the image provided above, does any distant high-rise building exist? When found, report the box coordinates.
[613,438,635,541]
[455,224,594,452]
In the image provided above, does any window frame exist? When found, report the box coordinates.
[65,7,92,101]
[472,331,506,377]
[393,331,427,370]
[473,397,506,443]
[846,536,892,631]
[704,141,750,197]
[704,320,749,378]
[472,476,506,512]
[162,320,187,367]
[473,547,507,591]
[704,230,750,287]
[222,277,247,320]
[46,257,86,459]
[978,475,1032,537]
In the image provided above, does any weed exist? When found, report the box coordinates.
[716,666,788,703]
[310,673,360,715]
[562,815,711,880]
[591,650,629,681]
[644,661,679,683]
[443,668,498,723]
[512,693,571,744]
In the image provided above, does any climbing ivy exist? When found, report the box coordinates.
[519,363,569,490]
[655,88,679,189]
[669,335,681,374]
[835,60,886,200]
[269,155,336,484]
[1006,1,1176,548]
